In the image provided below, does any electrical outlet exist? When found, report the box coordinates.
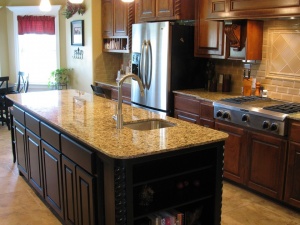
[243,64,251,78]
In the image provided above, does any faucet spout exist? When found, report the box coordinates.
[115,73,145,129]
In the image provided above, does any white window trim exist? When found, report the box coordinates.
[6,5,61,88]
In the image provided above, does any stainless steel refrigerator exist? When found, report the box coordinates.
[131,21,203,116]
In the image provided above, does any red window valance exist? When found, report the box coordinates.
[17,15,55,35]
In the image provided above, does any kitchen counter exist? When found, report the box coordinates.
[173,89,240,102]
[7,89,228,159]
[95,80,118,88]
[174,89,300,120]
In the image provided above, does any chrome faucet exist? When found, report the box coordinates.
[114,73,145,129]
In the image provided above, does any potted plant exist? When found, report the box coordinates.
[48,68,72,89]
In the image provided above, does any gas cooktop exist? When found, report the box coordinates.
[213,96,300,136]
[219,96,300,114]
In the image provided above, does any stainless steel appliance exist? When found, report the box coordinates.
[213,96,300,136]
[131,21,200,115]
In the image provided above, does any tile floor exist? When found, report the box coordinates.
[0,125,299,225]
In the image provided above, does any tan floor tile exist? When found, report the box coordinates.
[1,118,300,225]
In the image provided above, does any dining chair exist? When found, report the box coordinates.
[9,71,29,94]
[91,84,107,98]
[0,76,10,129]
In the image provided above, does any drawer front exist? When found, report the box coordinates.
[200,101,214,120]
[61,134,95,174]
[25,112,40,136]
[13,105,25,125]
[174,95,200,115]
[40,122,60,151]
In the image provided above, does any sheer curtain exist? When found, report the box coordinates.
[17,15,57,85]
[17,15,55,35]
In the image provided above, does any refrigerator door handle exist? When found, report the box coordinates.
[140,40,147,87]
[145,40,152,90]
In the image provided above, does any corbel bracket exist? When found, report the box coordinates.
[224,22,241,50]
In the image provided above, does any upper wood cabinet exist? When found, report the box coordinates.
[194,0,227,58]
[101,0,134,53]
[207,0,300,20]
[194,0,263,60]
[135,0,195,22]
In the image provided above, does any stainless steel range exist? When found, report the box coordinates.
[213,96,300,136]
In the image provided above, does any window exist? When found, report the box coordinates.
[6,6,61,86]
[18,34,57,84]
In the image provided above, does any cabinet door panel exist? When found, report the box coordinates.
[195,0,226,58]
[136,0,156,21]
[156,0,173,18]
[77,166,96,225]
[62,156,77,225]
[42,140,64,219]
[247,132,287,199]
[27,129,44,197]
[114,0,128,36]
[215,121,247,184]
[102,0,113,37]
[284,142,300,208]
[15,120,28,179]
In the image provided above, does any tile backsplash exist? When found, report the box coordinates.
[212,19,300,102]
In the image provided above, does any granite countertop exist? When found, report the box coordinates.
[7,90,228,159]
[173,89,241,102]
[173,89,300,121]
[95,80,118,88]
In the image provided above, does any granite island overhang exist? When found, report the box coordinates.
[6,89,228,225]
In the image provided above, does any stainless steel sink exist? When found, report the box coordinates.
[124,119,176,130]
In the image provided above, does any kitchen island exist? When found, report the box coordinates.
[7,90,228,225]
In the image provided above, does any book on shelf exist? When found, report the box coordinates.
[147,213,162,225]
[159,211,176,225]
[167,209,184,225]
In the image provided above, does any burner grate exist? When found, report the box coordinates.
[263,103,300,114]
[221,96,271,104]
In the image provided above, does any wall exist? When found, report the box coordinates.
[0,6,9,76]
[212,19,300,102]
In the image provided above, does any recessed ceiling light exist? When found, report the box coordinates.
[40,0,51,12]
[69,0,84,3]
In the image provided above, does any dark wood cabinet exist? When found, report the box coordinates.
[215,121,247,184]
[102,0,113,37]
[102,0,128,37]
[62,156,96,225]
[42,140,64,219]
[285,142,300,208]
[76,166,96,225]
[174,94,201,124]
[194,0,263,60]
[14,120,29,179]
[207,0,300,20]
[199,100,215,128]
[285,120,300,208]
[62,156,77,225]
[26,129,44,197]
[194,0,227,58]
[135,0,195,22]
[101,0,134,53]
[103,144,224,225]
[111,83,131,105]
[246,131,287,200]
[174,94,215,128]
